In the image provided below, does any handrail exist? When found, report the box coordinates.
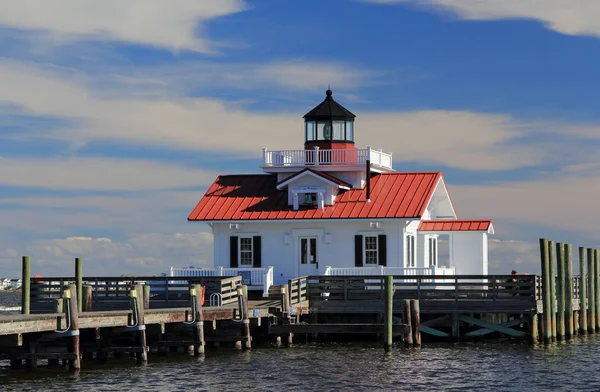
[263,266,274,298]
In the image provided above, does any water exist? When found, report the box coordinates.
[0,292,597,391]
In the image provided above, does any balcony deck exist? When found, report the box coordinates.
[262,146,393,172]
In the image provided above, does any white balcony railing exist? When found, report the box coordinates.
[323,265,456,284]
[263,146,393,170]
[169,266,275,297]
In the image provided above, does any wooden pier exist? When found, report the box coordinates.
[2,239,597,371]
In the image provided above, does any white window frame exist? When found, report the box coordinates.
[428,237,438,267]
[238,236,254,266]
[406,234,416,267]
[363,235,379,265]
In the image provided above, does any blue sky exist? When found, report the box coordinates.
[1,0,600,276]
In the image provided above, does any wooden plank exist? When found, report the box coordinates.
[420,325,449,337]
[458,315,526,337]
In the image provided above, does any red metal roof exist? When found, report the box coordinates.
[276,168,352,189]
[418,220,493,232]
[188,172,442,221]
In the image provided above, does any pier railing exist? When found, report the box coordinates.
[289,276,308,306]
[169,266,274,297]
[30,275,242,313]
[306,275,538,314]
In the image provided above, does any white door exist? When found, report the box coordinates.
[299,237,319,276]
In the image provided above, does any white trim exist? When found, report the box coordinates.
[276,170,351,190]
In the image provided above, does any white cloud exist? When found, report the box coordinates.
[367,0,600,39]
[0,232,214,277]
[0,0,247,52]
[488,239,541,274]
[0,156,217,191]
[3,59,596,171]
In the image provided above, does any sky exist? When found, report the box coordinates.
[1,0,600,277]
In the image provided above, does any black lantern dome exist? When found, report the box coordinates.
[303,89,356,149]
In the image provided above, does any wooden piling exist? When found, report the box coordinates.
[82,285,93,312]
[548,240,557,341]
[241,285,251,350]
[280,284,292,346]
[595,249,600,333]
[383,276,393,352]
[410,299,421,346]
[565,244,574,338]
[191,284,205,355]
[556,242,565,340]
[540,239,552,344]
[21,256,30,315]
[143,285,151,310]
[588,248,596,333]
[75,257,83,313]
[133,285,148,363]
[402,299,413,347]
[579,247,588,334]
[530,314,538,344]
[67,284,81,370]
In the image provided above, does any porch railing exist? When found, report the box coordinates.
[323,265,456,277]
[263,146,393,170]
[169,266,275,297]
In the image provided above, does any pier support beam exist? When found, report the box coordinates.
[241,285,251,350]
[556,242,566,341]
[402,300,413,347]
[579,247,588,334]
[82,285,93,312]
[565,244,574,338]
[75,257,83,313]
[383,276,393,352]
[191,285,205,356]
[132,285,148,363]
[67,284,81,370]
[410,299,421,347]
[548,240,557,342]
[595,250,600,333]
[540,238,552,344]
[588,248,596,333]
[21,256,30,315]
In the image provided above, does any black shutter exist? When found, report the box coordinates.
[355,235,363,267]
[230,236,238,268]
[253,236,262,268]
[378,235,387,266]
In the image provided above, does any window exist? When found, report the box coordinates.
[305,121,316,141]
[300,237,317,265]
[364,235,378,265]
[346,121,354,141]
[230,236,261,268]
[239,237,253,266]
[406,234,415,267]
[429,237,437,266]
[355,234,386,267]
[301,192,317,205]
[332,121,345,140]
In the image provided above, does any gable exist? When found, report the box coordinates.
[276,168,351,190]
[422,177,457,220]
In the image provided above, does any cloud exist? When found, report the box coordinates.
[4,59,600,171]
[367,0,600,39]
[0,232,214,277]
[488,239,541,274]
[0,156,217,191]
[0,0,247,52]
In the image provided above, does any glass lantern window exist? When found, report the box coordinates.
[333,121,345,140]
[317,121,332,140]
[305,121,316,141]
[346,121,354,141]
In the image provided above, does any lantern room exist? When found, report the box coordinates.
[303,89,356,151]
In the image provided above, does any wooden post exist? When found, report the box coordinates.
[75,257,83,313]
[21,256,30,315]
[82,285,93,312]
[241,285,251,350]
[595,249,600,333]
[588,248,596,333]
[452,313,460,341]
[143,285,151,310]
[556,242,565,340]
[548,240,557,341]
[579,247,588,335]
[410,299,421,346]
[383,276,393,352]
[67,284,80,370]
[565,243,574,338]
[132,285,148,363]
[403,299,413,347]
[280,284,292,346]
[540,239,552,344]
[191,285,205,356]
[530,314,539,344]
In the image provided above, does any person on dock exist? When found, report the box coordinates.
[507,270,518,296]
